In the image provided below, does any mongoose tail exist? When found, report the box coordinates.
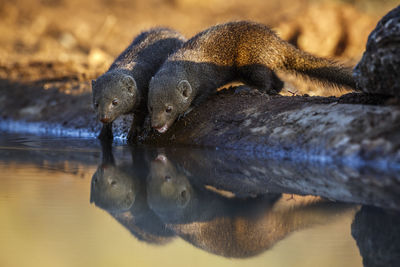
[234,22,357,90]
[278,43,357,89]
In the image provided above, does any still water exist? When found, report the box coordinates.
[0,133,399,267]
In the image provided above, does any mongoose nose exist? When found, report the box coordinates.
[152,123,169,133]
[100,116,110,123]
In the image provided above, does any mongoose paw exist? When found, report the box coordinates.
[98,124,113,141]
[127,128,138,144]
[235,85,264,96]
[137,127,151,144]
[234,85,253,94]
[99,135,113,149]
[139,117,152,141]
[128,116,151,144]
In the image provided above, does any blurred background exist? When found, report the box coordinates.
[0,0,398,71]
[0,0,398,86]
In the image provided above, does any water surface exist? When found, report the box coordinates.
[0,133,399,267]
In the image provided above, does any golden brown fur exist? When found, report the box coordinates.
[148,21,356,133]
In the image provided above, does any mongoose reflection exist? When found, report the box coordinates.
[147,153,356,258]
[92,28,185,141]
[148,21,357,133]
[90,142,174,244]
[90,144,356,256]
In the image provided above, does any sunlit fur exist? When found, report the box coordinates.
[148,21,357,133]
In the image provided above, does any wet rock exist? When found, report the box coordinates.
[353,5,400,96]
[352,206,400,267]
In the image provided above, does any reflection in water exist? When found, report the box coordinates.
[90,141,175,244]
[2,133,398,266]
[91,142,356,258]
[352,206,400,267]
[153,147,400,210]
[147,152,355,258]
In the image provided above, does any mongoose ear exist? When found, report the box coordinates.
[122,74,137,94]
[178,189,190,207]
[91,79,96,88]
[177,80,192,100]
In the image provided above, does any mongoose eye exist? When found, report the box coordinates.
[94,102,99,109]
[181,190,187,198]
[112,99,119,106]
[165,106,172,113]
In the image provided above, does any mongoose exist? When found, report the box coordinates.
[148,21,357,133]
[92,28,186,140]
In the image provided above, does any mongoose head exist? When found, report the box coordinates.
[92,72,138,124]
[90,163,137,212]
[147,154,192,215]
[148,69,193,133]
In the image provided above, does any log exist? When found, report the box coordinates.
[144,89,400,169]
[1,78,399,168]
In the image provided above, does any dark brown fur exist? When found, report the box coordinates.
[92,28,185,141]
[148,21,357,133]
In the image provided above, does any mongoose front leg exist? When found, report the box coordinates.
[127,121,139,144]
[98,123,113,141]
[127,112,146,144]
[137,116,152,143]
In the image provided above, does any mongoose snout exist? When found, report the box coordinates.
[100,116,111,123]
[152,123,169,133]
